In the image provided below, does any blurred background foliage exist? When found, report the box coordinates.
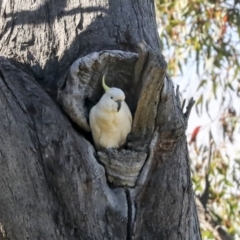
[155,0,240,239]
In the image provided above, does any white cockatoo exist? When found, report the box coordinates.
[89,75,132,151]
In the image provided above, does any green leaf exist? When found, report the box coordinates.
[197,79,207,90]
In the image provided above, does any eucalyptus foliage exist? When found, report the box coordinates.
[156,0,240,238]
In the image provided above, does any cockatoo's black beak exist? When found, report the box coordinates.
[116,100,122,112]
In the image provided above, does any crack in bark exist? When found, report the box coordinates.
[177,185,190,240]
[125,188,132,240]
[0,69,5,81]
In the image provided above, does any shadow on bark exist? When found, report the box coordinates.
[1,1,159,94]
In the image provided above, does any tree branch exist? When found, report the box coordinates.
[184,97,195,121]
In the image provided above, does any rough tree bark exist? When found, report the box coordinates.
[0,0,202,239]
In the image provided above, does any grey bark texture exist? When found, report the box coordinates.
[0,0,202,239]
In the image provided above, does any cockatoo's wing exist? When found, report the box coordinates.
[117,101,132,146]
[123,101,132,125]
[89,106,101,150]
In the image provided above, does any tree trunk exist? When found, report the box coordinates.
[0,0,202,239]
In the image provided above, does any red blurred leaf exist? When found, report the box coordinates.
[223,15,228,23]
[190,126,201,143]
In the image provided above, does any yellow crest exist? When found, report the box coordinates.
[102,75,110,92]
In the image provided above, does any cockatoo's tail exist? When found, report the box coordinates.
[102,75,110,92]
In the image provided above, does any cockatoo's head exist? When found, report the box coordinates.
[99,75,125,112]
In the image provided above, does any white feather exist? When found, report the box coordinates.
[89,87,132,150]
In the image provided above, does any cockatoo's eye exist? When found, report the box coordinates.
[111,96,113,99]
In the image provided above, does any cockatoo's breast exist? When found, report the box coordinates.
[96,109,126,148]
